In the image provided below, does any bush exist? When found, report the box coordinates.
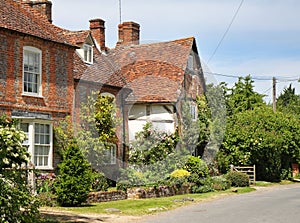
[92,172,109,192]
[211,176,231,190]
[183,156,209,178]
[55,141,94,206]
[170,169,190,178]
[225,171,250,187]
[116,180,131,192]
[191,178,214,193]
[0,116,40,222]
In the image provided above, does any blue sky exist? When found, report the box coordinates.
[51,0,300,102]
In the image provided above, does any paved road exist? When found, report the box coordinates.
[142,184,300,223]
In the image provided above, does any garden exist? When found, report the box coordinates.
[1,76,300,222]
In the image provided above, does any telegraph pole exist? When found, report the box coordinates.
[273,77,276,112]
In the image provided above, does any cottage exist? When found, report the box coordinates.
[1,0,206,172]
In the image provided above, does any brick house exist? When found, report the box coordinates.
[1,0,205,172]
[0,0,77,170]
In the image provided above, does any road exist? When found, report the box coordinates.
[141,184,300,223]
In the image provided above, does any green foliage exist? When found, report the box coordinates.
[170,169,190,178]
[116,180,131,192]
[0,116,40,222]
[55,92,118,170]
[211,176,231,191]
[55,141,94,207]
[226,75,265,115]
[183,156,209,178]
[129,123,180,165]
[218,106,300,181]
[277,84,300,118]
[191,177,214,193]
[225,171,250,187]
[93,95,117,143]
[92,172,109,192]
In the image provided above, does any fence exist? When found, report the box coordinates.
[231,165,256,185]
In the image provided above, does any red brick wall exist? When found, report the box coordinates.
[0,29,75,119]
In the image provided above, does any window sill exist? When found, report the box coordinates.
[22,93,44,98]
[35,166,54,171]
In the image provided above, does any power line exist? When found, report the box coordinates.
[207,0,245,64]
[204,71,300,81]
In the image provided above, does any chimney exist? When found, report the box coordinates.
[89,18,106,51]
[117,21,140,46]
[22,0,52,23]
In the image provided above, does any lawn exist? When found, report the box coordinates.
[42,187,254,216]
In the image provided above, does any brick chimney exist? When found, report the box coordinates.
[117,21,140,46]
[89,18,106,51]
[22,0,52,23]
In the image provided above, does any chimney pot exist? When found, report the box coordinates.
[89,18,106,51]
[117,21,140,46]
[22,0,52,23]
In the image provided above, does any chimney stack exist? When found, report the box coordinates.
[89,18,106,51]
[117,21,140,46]
[22,0,52,23]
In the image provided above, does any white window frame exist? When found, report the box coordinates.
[105,145,117,165]
[22,46,42,97]
[20,120,53,170]
[83,44,93,64]
[190,103,197,121]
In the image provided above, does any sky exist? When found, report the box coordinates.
[50,0,300,103]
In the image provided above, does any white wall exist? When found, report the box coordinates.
[128,104,176,141]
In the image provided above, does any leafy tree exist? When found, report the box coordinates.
[227,75,265,115]
[0,116,40,222]
[277,84,300,118]
[55,140,94,206]
[218,106,300,181]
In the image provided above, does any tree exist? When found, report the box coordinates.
[0,116,40,222]
[55,140,94,206]
[217,106,300,181]
[227,75,265,115]
[277,84,300,118]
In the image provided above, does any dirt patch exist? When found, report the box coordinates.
[40,208,143,223]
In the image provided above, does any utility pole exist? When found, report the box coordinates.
[273,77,276,112]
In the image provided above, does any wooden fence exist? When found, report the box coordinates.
[231,165,256,185]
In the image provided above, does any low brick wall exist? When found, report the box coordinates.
[127,184,191,199]
[87,191,127,203]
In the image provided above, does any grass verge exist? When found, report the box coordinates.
[42,187,255,216]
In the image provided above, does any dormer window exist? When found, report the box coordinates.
[83,44,93,64]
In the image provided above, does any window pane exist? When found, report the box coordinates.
[23,48,41,94]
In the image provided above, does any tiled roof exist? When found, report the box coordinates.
[74,48,127,88]
[90,37,195,102]
[62,30,90,46]
[0,0,75,46]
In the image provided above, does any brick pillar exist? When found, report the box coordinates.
[116,21,140,46]
[89,18,106,51]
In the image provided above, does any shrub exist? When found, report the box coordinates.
[170,169,190,178]
[0,116,40,222]
[116,180,131,192]
[92,172,109,192]
[55,141,94,206]
[191,178,214,193]
[211,176,231,190]
[225,171,250,187]
[183,156,209,178]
